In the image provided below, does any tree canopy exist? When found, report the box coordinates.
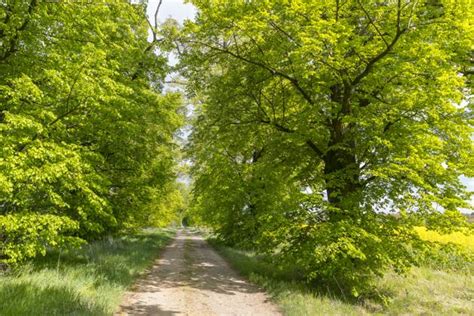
[0,1,183,263]
[1,0,473,296]
[180,0,473,294]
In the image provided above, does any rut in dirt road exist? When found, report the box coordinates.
[116,230,281,316]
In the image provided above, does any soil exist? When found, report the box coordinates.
[116,229,281,316]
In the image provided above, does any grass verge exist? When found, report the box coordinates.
[211,242,474,315]
[0,228,174,316]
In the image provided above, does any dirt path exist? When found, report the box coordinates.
[116,229,281,316]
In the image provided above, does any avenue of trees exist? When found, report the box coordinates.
[0,1,184,263]
[1,0,472,298]
[180,0,473,295]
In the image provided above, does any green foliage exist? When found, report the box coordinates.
[275,213,425,296]
[181,0,474,295]
[0,213,83,264]
[146,181,190,227]
[0,1,183,263]
[416,241,474,272]
[213,242,474,315]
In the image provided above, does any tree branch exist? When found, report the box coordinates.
[258,119,325,157]
[193,41,315,105]
[356,0,389,47]
[0,0,37,62]
[146,0,163,42]
[351,1,406,86]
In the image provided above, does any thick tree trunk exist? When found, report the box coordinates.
[324,84,361,212]
[324,147,360,209]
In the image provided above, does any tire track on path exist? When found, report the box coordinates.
[116,229,281,316]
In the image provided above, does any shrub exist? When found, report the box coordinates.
[0,213,83,265]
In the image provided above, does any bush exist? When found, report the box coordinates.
[0,213,83,265]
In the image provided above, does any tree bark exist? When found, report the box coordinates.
[324,84,361,212]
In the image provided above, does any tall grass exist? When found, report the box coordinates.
[0,228,174,316]
[211,240,474,315]
[414,226,474,273]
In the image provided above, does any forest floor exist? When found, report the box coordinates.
[116,229,281,316]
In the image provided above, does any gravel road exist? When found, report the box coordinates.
[116,229,281,316]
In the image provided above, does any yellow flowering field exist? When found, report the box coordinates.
[415,227,474,251]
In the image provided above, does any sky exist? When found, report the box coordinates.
[145,0,473,208]
[146,0,196,24]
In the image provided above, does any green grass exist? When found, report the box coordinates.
[0,228,174,316]
[212,243,474,315]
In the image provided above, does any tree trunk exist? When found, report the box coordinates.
[324,84,360,213]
